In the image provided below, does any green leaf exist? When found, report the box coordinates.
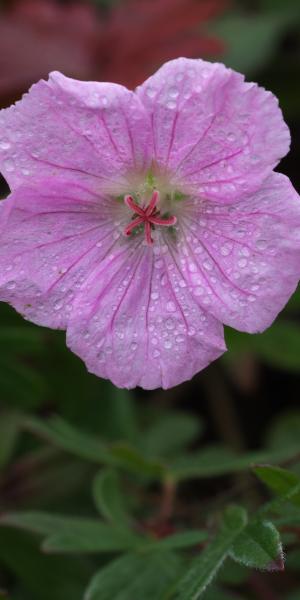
[24,417,165,480]
[147,530,208,551]
[92,469,130,527]
[169,445,298,481]
[254,465,300,507]
[0,528,92,600]
[0,511,142,554]
[141,412,202,458]
[85,551,182,600]
[210,12,296,76]
[231,520,283,571]
[218,559,248,585]
[109,443,165,479]
[226,321,300,372]
[202,587,246,600]
[91,383,139,444]
[168,506,248,600]
[42,528,141,554]
[24,416,113,464]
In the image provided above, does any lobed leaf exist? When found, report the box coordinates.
[0,511,142,554]
[85,551,182,600]
[141,412,202,458]
[230,520,283,571]
[166,505,248,600]
[254,465,300,507]
[92,469,131,528]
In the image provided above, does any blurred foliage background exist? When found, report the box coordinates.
[0,0,300,598]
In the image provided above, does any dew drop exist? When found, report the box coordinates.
[169,87,179,98]
[176,334,185,343]
[164,340,172,349]
[151,292,159,301]
[54,300,63,311]
[238,258,247,268]
[0,140,11,150]
[203,259,213,271]
[256,239,267,250]
[166,317,175,330]
[166,100,177,110]
[146,87,156,99]
[166,301,176,312]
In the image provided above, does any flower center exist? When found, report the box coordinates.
[123,190,177,246]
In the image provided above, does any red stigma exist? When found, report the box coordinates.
[124,190,177,245]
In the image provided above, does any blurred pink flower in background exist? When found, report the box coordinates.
[0,0,228,105]
[97,0,228,88]
[0,58,299,390]
[0,0,99,105]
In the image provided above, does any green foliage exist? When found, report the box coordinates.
[210,12,291,75]
[225,321,300,372]
[85,552,182,600]
[140,412,203,458]
[168,506,248,599]
[0,511,143,554]
[230,520,283,570]
[254,465,300,507]
[1,0,300,595]
[92,469,131,527]
[0,529,93,600]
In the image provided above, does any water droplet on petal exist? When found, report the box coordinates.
[0,140,11,150]
[164,340,172,349]
[238,258,247,268]
[166,301,176,312]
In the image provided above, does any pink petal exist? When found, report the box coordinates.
[137,58,290,202]
[67,240,225,389]
[0,71,152,194]
[0,180,128,328]
[177,173,300,333]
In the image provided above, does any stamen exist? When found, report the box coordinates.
[123,190,177,246]
[145,190,159,216]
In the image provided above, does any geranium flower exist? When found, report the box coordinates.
[0,0,227,104]
[0,58,299,389]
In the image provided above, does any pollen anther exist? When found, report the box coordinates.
[124,190,177,245]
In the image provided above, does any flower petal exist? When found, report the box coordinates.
[0,71,152,193]
[137,57,290,202]
[176,173,300,333]
[67,239,225,389]
[0,180,128,328]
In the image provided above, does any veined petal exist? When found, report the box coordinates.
[0,71,152,194]
[0,181,128,328]
[67,240,225,390]
[137,57,290,202]
[175,173,300,333]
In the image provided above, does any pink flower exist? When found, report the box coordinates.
[0,58,299,390]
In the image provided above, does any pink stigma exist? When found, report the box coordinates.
[124,190,177,246]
